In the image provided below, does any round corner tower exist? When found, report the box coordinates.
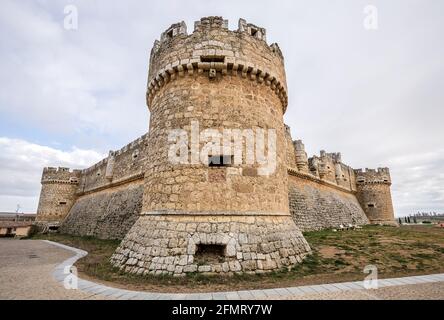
[355,168,398,226]
[36,167,80,223]
[111,17,311,276]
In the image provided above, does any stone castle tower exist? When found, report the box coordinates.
[110,17,312,275]
[355,168,397,226]
[35,16,397,277]
[36,167,81,223]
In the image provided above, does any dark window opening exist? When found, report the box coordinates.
[367,203,375,208]
[195,244,226,264]
[166,30,174,39]
[250,28,258,37]
[208,155,233,167]
[59,201,67,205]
[200,56,225,63]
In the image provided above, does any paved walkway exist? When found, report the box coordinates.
[0,239,108,299]
[1,239,444,300]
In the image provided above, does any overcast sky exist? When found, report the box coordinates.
[0,0,443,216]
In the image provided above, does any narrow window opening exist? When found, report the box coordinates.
[59,201,67,205]
[250,28,258,37]
[208,155,233,167]
[200,56,225,63]
[166,29,174,39]
[132,150,140,160]
[367,203,376,208]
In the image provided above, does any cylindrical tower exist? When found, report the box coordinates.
[36,167,80,223]
[355,168,398,226]
[111,17,311,276]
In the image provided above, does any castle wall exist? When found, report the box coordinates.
[37,134,148,237]
[60,181,143,240]
[35,16,396,277]
[77,134,148,194]
[288,173,369,231]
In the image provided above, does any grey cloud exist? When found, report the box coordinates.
[0,0,443,216]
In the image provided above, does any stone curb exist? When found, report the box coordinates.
[44,240,444,300]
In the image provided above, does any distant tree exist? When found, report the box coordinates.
[407,217,411,223]
[398,218,402,225]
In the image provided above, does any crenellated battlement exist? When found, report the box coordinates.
[354,167,391,185]
[81,133,148,174]
[147,17,288,112]
[152,17,270,51]
[41,167,81,184]
[194,16,228,32]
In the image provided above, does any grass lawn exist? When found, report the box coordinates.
[31,225,444,293]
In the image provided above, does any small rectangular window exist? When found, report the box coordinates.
[367,203,375,208]
[59,201,67,205]
[200,56,225,63]
[208,155,233,167]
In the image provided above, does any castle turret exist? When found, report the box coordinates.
[111,16,311,276]
[294,140,309,173]
[354,168,398,226]
[36,167,81,223]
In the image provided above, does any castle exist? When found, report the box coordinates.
[35,17,397,276]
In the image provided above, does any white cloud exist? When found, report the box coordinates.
[0,0,443,216]
[0,137,104,212]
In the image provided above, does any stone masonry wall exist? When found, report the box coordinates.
[36,167,81,223]
[288,174,369,231]
[60,181,143,240]
[111,214,310,276]
[111,17,311,275]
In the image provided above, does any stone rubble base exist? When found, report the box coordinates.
[110,214,311,276]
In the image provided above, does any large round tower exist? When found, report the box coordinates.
[111,17,311,275]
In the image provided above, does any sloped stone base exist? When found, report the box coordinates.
[110,213,311,276]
